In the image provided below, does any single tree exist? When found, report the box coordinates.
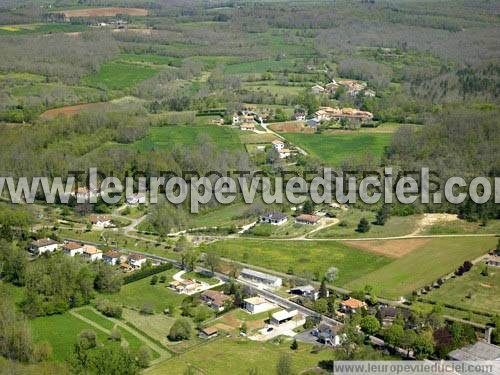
[357,218,370,233]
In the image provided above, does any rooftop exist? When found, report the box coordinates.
[240,268,281,283]
[341,298,367,309]
[448,341,500,361]
[244,296,267,305]
[261,212,288,221]
[295,214,321,223]
[200,326,218,336]
[128,253,146,261]
[64,241,83,250]
[104,250,121,259]
[271,309,297,321]
[32,238,58,247]
[83,245,101,255]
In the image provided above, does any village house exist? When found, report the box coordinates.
[169,279,202,294]
[128,253,147,268]
[311,84,325,94]
[325,80,339,94]
[289,285,319,301]
[295,214,321,225]
[272,140,291,159]
[376,306,398,326]
[260,212,288,225]
[119,262,134,273]
[103,250,125,266]
[82,245,103,262]
[306,118,320,129]
[201,290,233,312]
[337,79,367,96]
[293,109,306,121]
[90,215,114,228]
[199,326,218,340]
[340,297,367,314]
[314,107,373,123]
[240,122,256,131]
[243,296,274,314]
[364,89,376,97]
[63,241,85,257]
[270,309,298,326]
[126,193,146,205]
[29,238,59,255]
[314,323,344,347]
[239,268,282,288]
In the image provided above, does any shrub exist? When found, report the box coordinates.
[168,318,192,341]
[95,299,123,318]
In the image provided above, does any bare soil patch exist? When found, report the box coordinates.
[40,102,110,119]
[60,7,148,18]
[269,121,314,133]
[343,238,431,258]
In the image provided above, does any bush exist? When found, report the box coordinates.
[168,318,192,341]
[95,299,123,318]
[140,303,154,315]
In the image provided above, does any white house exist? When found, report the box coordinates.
[103,250,123,266]
[239,268,282,288]
[72,186,100,202]
[82,245,102,261]
[126,193,146,205]
[29,238,59,255]
[289,285,319,301]
[90,215,113,228]
[272,140,285,151]
[63,241,85,257]
[311,85,325,94]
[260,212,288,225]
[314,323,344,347]
[244,297,274,314]
[128,253,147,268]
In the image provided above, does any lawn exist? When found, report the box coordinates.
[29,312,110,362]
[346,236,497,299]
[82,61,158,90]
[281,132,392,166]
[145,337,336,375]
[200,239,392,285]
[122,308,176,346]
[224,59,299,74]
[133,125,245,152]
[103,269,186,314]
[244,220,315,238]
[183,271,219,285]
[423,219,500,235]
[421,264,500,315]
[183,202,252,229]
[0,23,86,35]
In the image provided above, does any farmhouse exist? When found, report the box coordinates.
[239,268,282,288]
[169,279,202,294]
[82,245,103,261]
[63,241,85,257]
[376,307,397,326]
[126,193,146,205]
[103,250,124,266]
[128,253,147,268]
[201,290,233,312]
[244,297,274,314]
[314,323,343,347]
[448,341,500,361]
[260,212,288,225]
[325,81,339,93]
[90,215,114,228]
[340,298,367,314]
[295,214,321,225]
[314,107,373,123]
[29,238,59,255]
[270,309,298,325]
[289,285,319,301]
[337,79,367,96]
[199,326,218,340]
[293,110,306,121]
[311,85,325,94]
[271,139,291,158]
[119,262,134,273]
[72,186,100,201]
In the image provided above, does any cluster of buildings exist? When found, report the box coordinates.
[259,212,322,226]
[311,79,376,98]
[168,279,204,295]
[271,139,292,159]
[314,106,374,123]
[28,238,147,271]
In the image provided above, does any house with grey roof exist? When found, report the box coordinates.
[260,212,288,225]
[239,268,282,288]
[448,341,500,361]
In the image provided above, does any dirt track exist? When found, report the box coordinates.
[60,7,148,18]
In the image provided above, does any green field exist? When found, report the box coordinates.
[0,23,86,35]
[103,269,186,314]
[421,264,500,315]
[83,61,158,90]
[281,132,392,165]
[146,337,335,375]
[30,312,110,362]
[134,125,245,152]
[311,211,420,239]
[118,53,182,67]
[346,237,497,299]
[200,239,392,285]
[224,59,299,74]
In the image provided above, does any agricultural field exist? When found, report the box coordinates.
[281,132,393,165]
[82,61,158,91]
[200,239,392,285]
[421,264,500,315]
[133,125,245,152]
[0,23,87,35]
[346,236,497,299]
[224,59,301,74]
[57,7,148,18]
[244,220,317,238]
[146,337,336,375]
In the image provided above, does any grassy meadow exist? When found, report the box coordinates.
[201,239,392,285]
[83,61,158,90]
[346,236,497,299]
[281,132,392,165]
